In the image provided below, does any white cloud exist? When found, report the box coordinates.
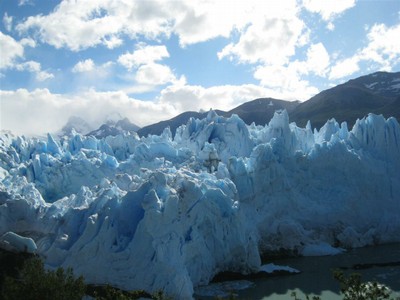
[118,44,170,70]
[218,10,308,65]
[329,57,360,80]
[135,63,176,86]
[72,59,95,73]
[0,32,46,80]
[247,42,327,101]
[103,35,123,49]
[0,32,24,69]
[305,42,330,76]
[16,0,241,50]
[20,38,36,48]
[172,0,243,46]
[254,64,318,101]
[359,23,400,70]
[3,13,13,31]
[15,0,309,53]
[159,83,273,113]
[326,22,335,31]
[36,71,54,81]
[0,88,178,135]
[18,0,33,6]
[15,61,41,72]
[15,1,173,51]
[328,22,400,80]
[117,44,176,88]
[69,60,116,92]
[302,0,356,21]
[15,61,54,81]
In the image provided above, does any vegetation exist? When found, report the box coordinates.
[89,284,170,300]
[1,257,85,300]
[290,270,400,300]
[333,270,397,300]
[0,250,171,300]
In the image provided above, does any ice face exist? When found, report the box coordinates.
[0,110,399,299]
[0,232,37,253]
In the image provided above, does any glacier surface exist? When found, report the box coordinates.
[0,110,399,299]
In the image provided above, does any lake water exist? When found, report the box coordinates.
[196,243,400,299]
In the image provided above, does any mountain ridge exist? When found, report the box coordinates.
[59,71,399,138]
[137,71,399,137]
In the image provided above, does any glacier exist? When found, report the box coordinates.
[0,110,399,299]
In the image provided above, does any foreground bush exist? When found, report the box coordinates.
[333,270,396,300]
[1,257,85,300]
[89,284,171,300]
[291,270,400,300]
[0,252,171,300]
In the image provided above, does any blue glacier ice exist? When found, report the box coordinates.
[0,110,399,299]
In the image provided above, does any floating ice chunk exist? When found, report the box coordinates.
[260,263,300,274]
[301,242,345,257]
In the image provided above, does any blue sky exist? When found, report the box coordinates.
[1,0,400,135]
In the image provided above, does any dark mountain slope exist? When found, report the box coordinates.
[344,71,400,98]
[228,98,300,126]
[136,71,400,137]
[290,71,400,128]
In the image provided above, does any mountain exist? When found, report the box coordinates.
[59,116,94,136]
[87,117,140,138]
[229,98,300,126]
[351,71,400,98]
[290,71,400,128]
[138,71,400,137]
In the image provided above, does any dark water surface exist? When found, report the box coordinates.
[198,243,400,299]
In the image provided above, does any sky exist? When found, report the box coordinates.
[1,0,400,135]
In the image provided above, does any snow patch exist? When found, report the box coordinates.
[390,82,400,89]
[364,82,378,89]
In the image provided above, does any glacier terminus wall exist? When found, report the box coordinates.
[0,110,399,299]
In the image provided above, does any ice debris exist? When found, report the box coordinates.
[259,263,300,274]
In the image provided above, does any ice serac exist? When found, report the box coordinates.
[0,110,399,299]
[0,232,37,253]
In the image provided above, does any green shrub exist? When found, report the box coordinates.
[290,271,399,300]
[1,257,85,300]
[91,284,153,300]
[333,270,393,300]
[89,284,173,300]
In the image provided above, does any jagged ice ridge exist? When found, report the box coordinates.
[0,110,399,299]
